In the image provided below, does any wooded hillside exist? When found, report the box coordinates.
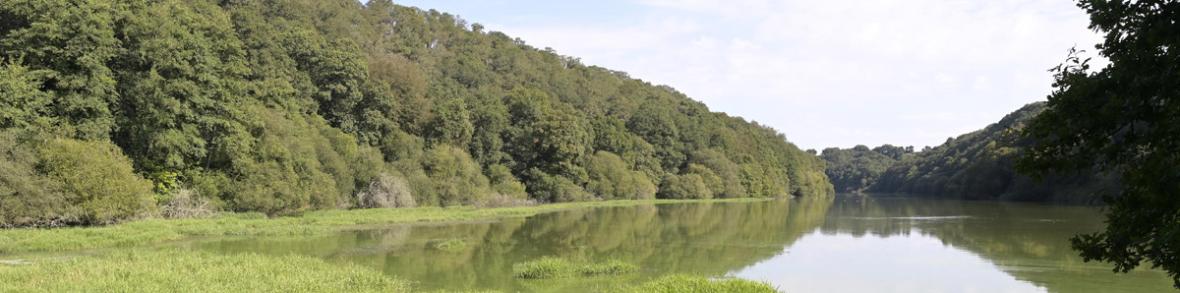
[0,0,831,227]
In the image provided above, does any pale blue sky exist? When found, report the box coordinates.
[392,0,1102,150]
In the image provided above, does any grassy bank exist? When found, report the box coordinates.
[0,249,775,292]
[0,198,770,255]
[0,249,410,292]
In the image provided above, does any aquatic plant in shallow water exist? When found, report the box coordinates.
[512,257,639,279]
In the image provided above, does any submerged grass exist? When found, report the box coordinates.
[628,275,779,293]
[429,238,468,253]
[512,257,640,279]
[0,198,769,255]
[0,249,410,292]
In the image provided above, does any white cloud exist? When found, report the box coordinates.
[489,0,1103,149]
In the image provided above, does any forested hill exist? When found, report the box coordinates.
[863,101,1109,202]
[0,0,832,227]
[824,102,1114,203]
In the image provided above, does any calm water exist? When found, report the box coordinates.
[184,196,1175,292]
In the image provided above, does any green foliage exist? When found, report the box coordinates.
[658,174,713,200]
[688,149,745,198]
[426,99,474,148]
[0,0,832,226]
[420,145,492,206]
[1017,0,1180,287]
[526,168,593,203]
[486,164,528,200]
[0,131,72,227]
[821,145,901,193]
[0,62,52,130]
[37,138,156,225]
[0,134,156,226]
[586,151,657,200]
[870,103,1113,203]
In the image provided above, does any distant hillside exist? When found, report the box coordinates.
[823,103,1114,203]
[820,144,913,193]
[872,102,1115,203]
[0,0,831,227]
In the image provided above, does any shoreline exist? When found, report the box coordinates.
[0,197,778,255]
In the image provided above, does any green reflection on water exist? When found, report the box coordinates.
[187,196,1174,292]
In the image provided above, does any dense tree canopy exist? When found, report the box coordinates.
[820,145,905,193]
[821,103,1114,203]
[1018,0,1180,286]
[0,0,831,226]
[872,103,1115,202]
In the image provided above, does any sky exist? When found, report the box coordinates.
[392,0,1103,150]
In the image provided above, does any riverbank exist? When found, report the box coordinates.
[0,248,774,292]
[0,198,779,292]
[0,198,772,255]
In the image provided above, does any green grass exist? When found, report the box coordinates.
[578,259,640,276]
[512,257,640,279]
[429,238,469,253]
[628,275,779,293]
[0,249,410,292]
[0,198,769,255]
[0,251,774,293]
[0,198,777,292]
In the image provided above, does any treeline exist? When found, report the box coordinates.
[0,0,831,227]
[822,102,1113,203]
[820,145,913,193]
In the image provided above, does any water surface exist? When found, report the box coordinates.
[186,196,1174,292]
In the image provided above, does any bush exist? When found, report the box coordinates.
[36,138,156,225]
[657,174,713,199]
[685,164,724,198]
[486,164,528,199]
[586,151,657,200]
[355,172,416,209]
[525,169,592,203]
[688,150,746,198]
[421,145,492,206]
[160,189,216,219]
[0,132,73,227]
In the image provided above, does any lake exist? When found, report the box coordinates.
[183,196,1174,292]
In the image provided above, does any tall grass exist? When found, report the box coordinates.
[0,249,410,292]
[0,198,770,255]
[512,257,640,279]
[628,275,779,293]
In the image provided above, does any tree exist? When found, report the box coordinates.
[1019,0,1180,287]
[585,151,656,200]
[0,0,835,227]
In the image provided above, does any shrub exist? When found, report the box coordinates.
[421,145,492,206]
[586,151,657,200]
[486,164,528,199]
[160,189,216,219]
[657,174,713,199]
[36,138,156,225]
[685,164,724,198]
[0,132,73,227]
[355,172,416,209]
[525,169,592,203]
